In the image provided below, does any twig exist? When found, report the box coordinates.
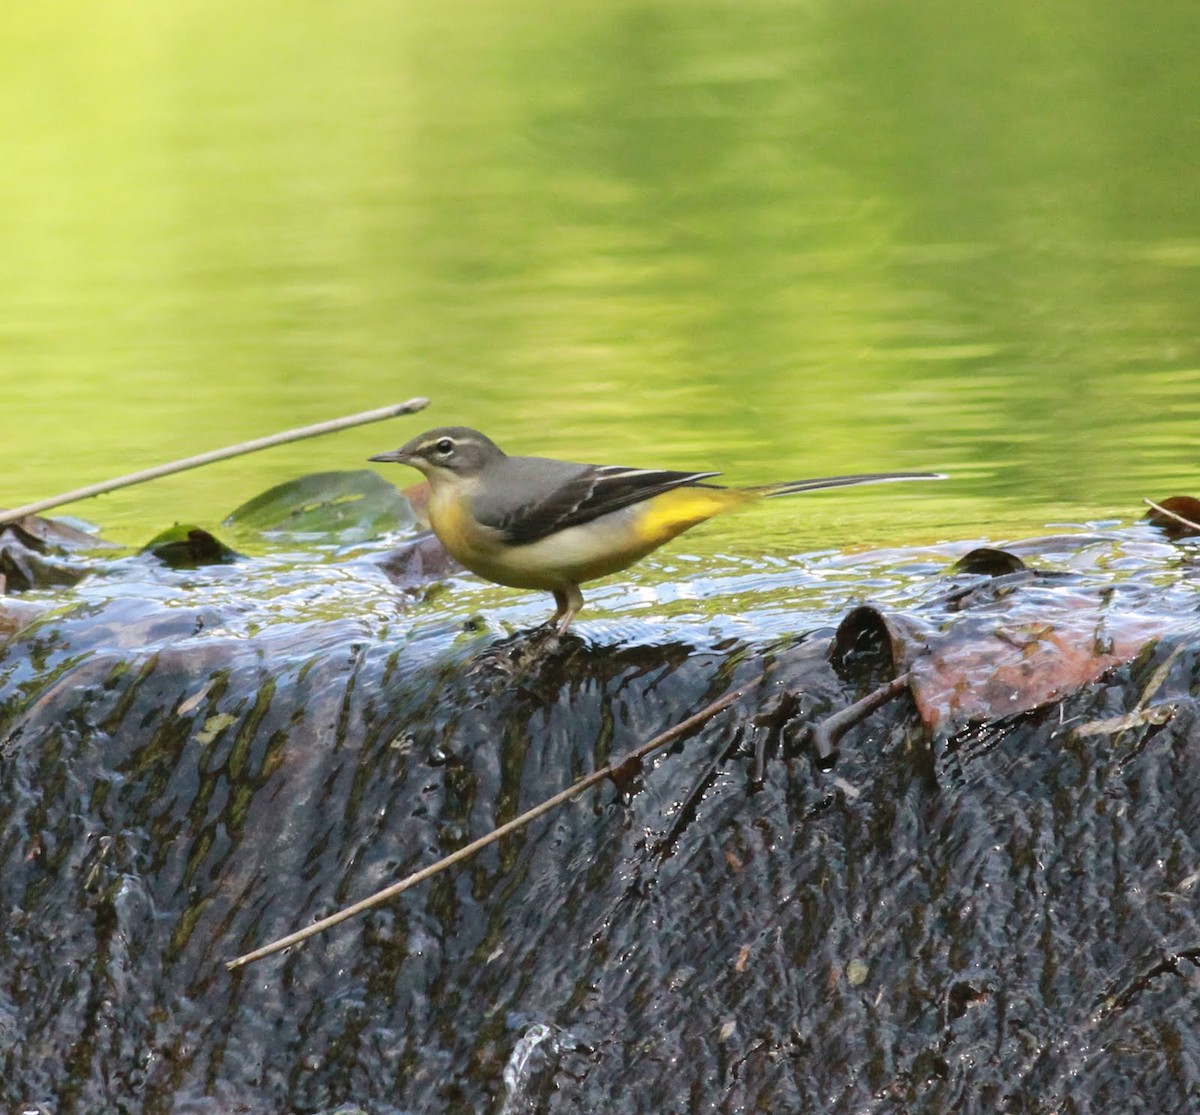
[1076,644,1181,740]
[1143,497,1200,535]
[226,672,760,970]
[1098,946,1200,1018]
[0,398,430,525]
[810,673,912,765]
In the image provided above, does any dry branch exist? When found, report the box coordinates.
[0,398,430,525]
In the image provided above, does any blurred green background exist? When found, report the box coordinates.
[2,0,1199,550]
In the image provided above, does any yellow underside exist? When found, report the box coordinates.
[428,484,758,591]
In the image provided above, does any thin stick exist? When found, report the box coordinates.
[226,673,759,970]
[810,673,912,764]
[0,398,430,525]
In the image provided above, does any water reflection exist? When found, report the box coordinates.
[0,2,1197,545]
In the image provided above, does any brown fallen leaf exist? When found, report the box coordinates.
[373,531,463,590]
[1143,496,1200,539]
[832,592,1172,737]
[907,602,1163,733]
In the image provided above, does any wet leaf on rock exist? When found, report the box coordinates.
[907,601,1163,733]
[224,470,416,542]
[834,591,1171,736]
[0,514,111,551]
[0,516,95,591]
[952,547,1028,576]
[373,531,462,588]
[1144,495,1200,539]
[831,605,930,684]
[142,526,240,568]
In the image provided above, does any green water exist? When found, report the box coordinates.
[2,1,1199,551]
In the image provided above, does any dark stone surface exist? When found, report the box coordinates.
[1,527,1199,1113]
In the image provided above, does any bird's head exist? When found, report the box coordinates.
[370,426,505,483]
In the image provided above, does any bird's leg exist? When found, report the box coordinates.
[551,584,584,635]
[550,589,569,626]
[548,589,571,631]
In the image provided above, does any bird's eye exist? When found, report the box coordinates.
[435,438,454,456]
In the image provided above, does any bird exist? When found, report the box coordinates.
[370,426,942,633]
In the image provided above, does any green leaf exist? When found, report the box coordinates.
[224,470,415,542]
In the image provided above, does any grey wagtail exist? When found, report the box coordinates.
[370,426,942,633]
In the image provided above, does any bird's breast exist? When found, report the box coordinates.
[426,485,490,562]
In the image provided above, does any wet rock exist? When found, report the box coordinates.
[1,526,1200,1112]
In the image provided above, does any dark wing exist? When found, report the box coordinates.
[474,455,721,546]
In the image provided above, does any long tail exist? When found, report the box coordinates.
[750,471,946,497]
